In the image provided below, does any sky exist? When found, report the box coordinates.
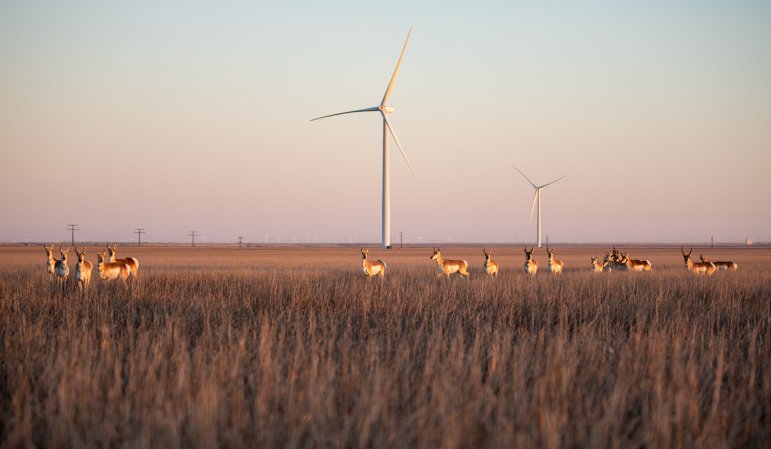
[1,0,770,245]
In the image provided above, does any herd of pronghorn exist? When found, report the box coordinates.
[43,244,738,290]
[362,247,738,278]
[44,244,139,291]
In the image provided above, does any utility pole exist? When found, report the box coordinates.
[134,228,145,247]
[188,231,198,247]
[238,236,243,247]
[400,231,403,249]
[711,235,714,248]
[66,224,79,247]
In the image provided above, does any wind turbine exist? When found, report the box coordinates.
[512,165,566,248]
[311,27,416,249]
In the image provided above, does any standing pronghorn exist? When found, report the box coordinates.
[107,244,139,278]
[700,255,738,271]
[681,247,716,276]
[546,247,563,274]
[74,248,93,291]
[430,248,470,278]
[361,248,386,278]
[97,251,131,281]
[44,244,57,277]
[483,248,499,276]
[620,252,653,272]
[523,247,538,275]
[591,256,606,273]
[54,247,70,291]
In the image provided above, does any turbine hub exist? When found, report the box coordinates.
[380,105,395,113]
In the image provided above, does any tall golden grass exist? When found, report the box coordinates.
[0,246,768,448]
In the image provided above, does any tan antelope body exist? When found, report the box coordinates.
[361,248,386,277]
[700,255,738,271]
[75,248,93,291]
[546,247,563,274]
[97,251,131,281]
[44,244,56,277]
[609,247,628,271]
[54,247,70,290]
[523,247,538,275]
[682,248,715,276]
[430,248,469,278]
[591,257,606,273]
[107,244,139,277]
[483,248,499,276]
[620,252,652,272]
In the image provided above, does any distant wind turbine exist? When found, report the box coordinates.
[512,165,566,248]
[311,27,416,249]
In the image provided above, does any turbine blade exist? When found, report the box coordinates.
[310,106,380,121]
[512,164,537,188]
[528,190,538,224]
[381,112,417,177]
[381,27,412,107]
[539,175,567,189]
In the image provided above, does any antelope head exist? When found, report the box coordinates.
[361,248,369,260]
[44,244,54,258]
[547,248,554,261]
[97,251,107,265]
[107,244,117,259]
[484,248,492,260]
[59,247,69,262]
[75,247,87,262]
[524,247,534,261]
[681,247,693,264]
[430,248,441,260]
[699,254,710,263]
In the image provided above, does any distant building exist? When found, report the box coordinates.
[746,238,753,246]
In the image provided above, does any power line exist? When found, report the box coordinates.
[66,224,79,247]
[134,228,145,247]
[187,231,198,247]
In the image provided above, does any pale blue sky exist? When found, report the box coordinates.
[1,1,770,244]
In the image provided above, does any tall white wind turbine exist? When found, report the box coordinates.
[512,165,566,248]
[311,27,416,249]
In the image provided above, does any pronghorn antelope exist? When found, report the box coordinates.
[54,247,70,290]
[602,251,614,272]
[681,247,716,276]
[546,247,563,274]
[361,248,386,277]
[591,256,606,273]
[97,251,131,281]
[430,248,469,278]
[610,247,627,271]
[74,248,93,291]
[523,247,538,275]
[107,244,139,277]
[483,248,499,276]
[620,252,652,272]
[44,244,56,277]
[700,255,738,271]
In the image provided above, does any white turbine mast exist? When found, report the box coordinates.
[512,164,566,248]
[311,27,416,249]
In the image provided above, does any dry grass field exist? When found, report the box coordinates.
[0,245,769,448]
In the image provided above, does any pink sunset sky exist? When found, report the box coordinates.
[1,1,769,244]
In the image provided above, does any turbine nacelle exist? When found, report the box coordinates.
[380,105,395,113]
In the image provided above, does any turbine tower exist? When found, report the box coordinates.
[512,165,566,248]
[311,27,416,249]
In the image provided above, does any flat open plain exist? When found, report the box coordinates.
[1,245,769,448]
